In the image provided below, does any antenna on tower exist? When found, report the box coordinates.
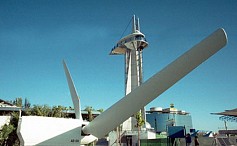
[137,17,140,31]
[132,15,140,33]
[132,15,136,33]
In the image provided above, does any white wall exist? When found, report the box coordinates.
[0,116,11,128]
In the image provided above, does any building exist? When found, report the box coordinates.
[65,110,101,121]
[146,104,193,133]
[0,99,21,129]
[0,99,21,114]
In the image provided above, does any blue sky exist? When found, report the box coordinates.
[0,0,237,132]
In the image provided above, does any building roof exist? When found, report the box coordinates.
[0,99,15,107]
[146,104,190,115]
[0,99,21,113]
[211,108,237,123]
[211,108,237,117]
[66,110,101,115]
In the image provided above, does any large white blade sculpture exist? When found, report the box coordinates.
[82,28,227,138]
[63,60,98,144]
[17,28,227,146]
[63,60,82,120]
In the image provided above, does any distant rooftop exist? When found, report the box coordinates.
[0,99,16,107]
[146,104,190,115]
[0,99,21,114]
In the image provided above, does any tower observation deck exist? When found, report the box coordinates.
[110,17,148,55]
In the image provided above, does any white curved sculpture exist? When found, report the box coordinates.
[17,28,227,145]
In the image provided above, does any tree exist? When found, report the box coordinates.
[13,98,22,107]
[97,108,104,113]
[31,105,51,116]
[135,111,145,146]
[0,124,15,145]
[51,105,67,118]
[0,112,20,146]
[6,112,20,146]
[24,98,31,109]
[84,106,94,122]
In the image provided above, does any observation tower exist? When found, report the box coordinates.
[110,15,149,132]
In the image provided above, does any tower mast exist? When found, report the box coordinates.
[110,15,148,131]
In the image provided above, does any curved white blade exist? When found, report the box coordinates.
[63,60,82,120]
[83,28,227,138]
